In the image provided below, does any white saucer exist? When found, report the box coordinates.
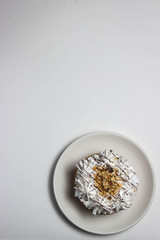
[53,132,155,234]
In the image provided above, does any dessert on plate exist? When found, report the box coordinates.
[74,149,139,215]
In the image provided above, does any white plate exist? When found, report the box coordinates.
[53,132,155,234]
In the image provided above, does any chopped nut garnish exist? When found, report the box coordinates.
[93,165,123,198]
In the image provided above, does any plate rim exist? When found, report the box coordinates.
[53,131,156,235]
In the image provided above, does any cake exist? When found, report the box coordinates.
[74,149,139,215]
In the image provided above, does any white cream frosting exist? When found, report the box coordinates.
[74,149,139,215]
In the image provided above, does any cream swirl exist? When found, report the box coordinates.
[74,149,139,215]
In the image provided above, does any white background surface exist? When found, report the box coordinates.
[0,0,159,239]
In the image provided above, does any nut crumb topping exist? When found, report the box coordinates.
[93,165,122,199]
